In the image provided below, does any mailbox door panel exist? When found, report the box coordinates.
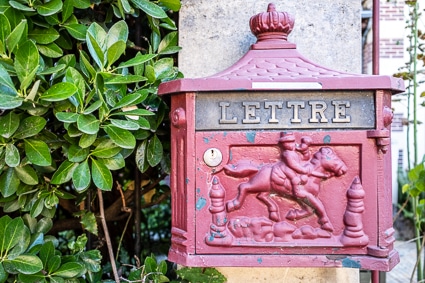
[194,130,379,255]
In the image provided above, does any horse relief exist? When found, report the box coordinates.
[224,132,348,233]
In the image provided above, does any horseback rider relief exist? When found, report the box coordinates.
[206,131,368,246]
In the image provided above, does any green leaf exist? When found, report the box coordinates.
[159,0,180,11]
[102,154,125,170]
[52,262,84,278]
[91,158,112,190]
[91,139,121,158]
[6,19,27,54]
[147,134,163,167]
[68,145,90,162]
[135,140,149,173]
[111,108,155,117]
[40,82,78,102]
[83,100,103,115]
[0,111,19,138]
[1,216,25,254]
[5,255,43,274]
[104,125,136,149]
[37,42,63,58]
[55,112,79,123]
[13,116,46,139]
[72,160,90,191]
[5,144,20,167]
[14,40,39,90]
[62,0,74,22]
[14,165,38,185]
[0,94,23,109]
[0,168,20,197]
[39,241,55,269]
[50,160,78,184]
[80,211,98,235]
[47,255,61,274]
[64,24,88,41]
[36,0,62,16]
[118,53,157,69]
[106,20,128,47]
[29,27,60,44]
[8,1,35,12]
[24,139,52,166]
[154,57,174,79]
[0,64,18,97]
[110,119,140,130]
[79,133,97,148]
[105,74,147,84]
[131,0,167,18]
[158,31,178,53]
[77,114,100,135]
[107,40,126,67]
[86,23,107,69]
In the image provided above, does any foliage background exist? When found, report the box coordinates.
[0,0,206,282]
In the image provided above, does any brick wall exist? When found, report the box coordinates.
[380,2,405,59]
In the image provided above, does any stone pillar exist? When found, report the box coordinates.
[177,1,362,282]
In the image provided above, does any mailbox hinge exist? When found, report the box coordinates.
[367,129,390,154]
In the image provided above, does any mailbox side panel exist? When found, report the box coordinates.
[168,92,196,264]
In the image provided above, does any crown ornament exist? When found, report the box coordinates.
[250,3,295,42]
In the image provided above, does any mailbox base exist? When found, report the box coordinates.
[168,249,399,271]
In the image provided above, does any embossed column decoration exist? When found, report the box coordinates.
[158,2,405,276]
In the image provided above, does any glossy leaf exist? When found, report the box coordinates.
[0,13,11,46]
[13,116,47,139]
[86,23,106,69]
[102,154,125,170]
[91,158,112,190]
[79,133,97,148]
[72,160,90,191]
[0,111,19,139]
[91,139,121,158]
[40,82,78,102]
[118,53,157,69]
[111,92,146,110]
[159,0,181,11]
[110,119,140,130]
[106,20,128,49]
[68,145,89,162]
[5,144,20,167]
[107,40,126,67]
[24,139,52,166]
[39,241,55,268]
[38,42,63,58]
[64,24,87,40]
[77,114,100,135]
[147,134,163,167]
[111,108,155,117]
[0,64,18,97]
[47,255,61,274]
[6,19,27,54]
[15,42,39,91]
[51,160,78,184]
[0,216,25,254]
[55,112,79,123]
[105,74,147,84]
[131,0,167,18]
[52,262,84,278]
[104,125,136,149]
[80,211,98,235]
[29,27,60,44]
[62,0,73,22]
[0,168,20,197]
[36,0,63,16]
[5,255,43,274]
[14,165,38,185]
[83,100,103,114]
[158,31,178,53]
[135,140,149,173]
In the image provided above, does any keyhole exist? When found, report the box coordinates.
[203,148,223,167]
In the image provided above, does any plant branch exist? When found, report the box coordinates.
[97,188,120,283]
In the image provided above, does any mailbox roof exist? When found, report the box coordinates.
[158,44,404,95]
[158,3,404,96]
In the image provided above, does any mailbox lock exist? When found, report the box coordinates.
[203,148,223,167]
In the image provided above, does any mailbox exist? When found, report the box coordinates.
[158,3,404,271]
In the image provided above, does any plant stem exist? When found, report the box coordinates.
[97,188,120,283]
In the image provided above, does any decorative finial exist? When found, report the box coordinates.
[250,3,295,43]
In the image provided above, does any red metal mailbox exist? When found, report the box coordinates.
[158,3,405,271]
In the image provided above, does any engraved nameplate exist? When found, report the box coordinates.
[195,91,375,130]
